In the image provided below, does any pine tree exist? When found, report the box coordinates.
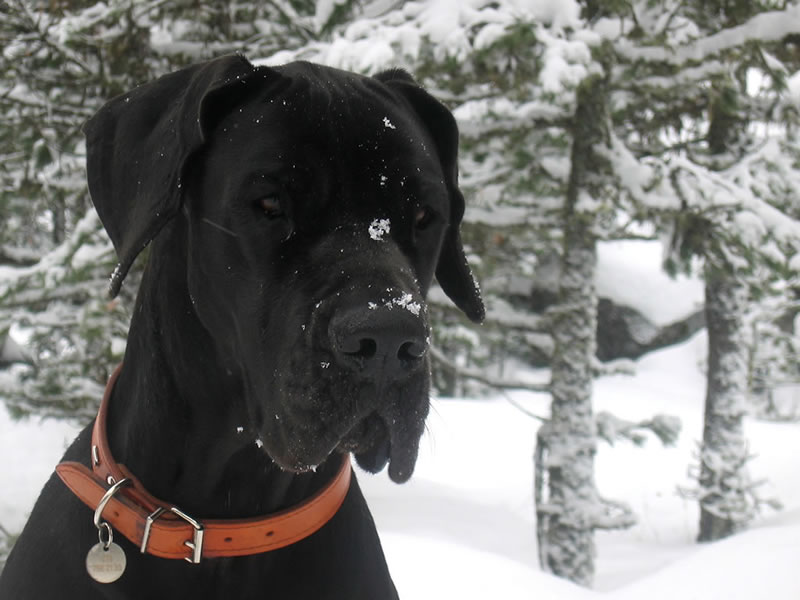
[534,73,608,585]
[605,0,800,540]
[0,0,326,420]
[692,78,758,541]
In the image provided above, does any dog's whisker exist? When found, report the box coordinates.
[202,217,239,238]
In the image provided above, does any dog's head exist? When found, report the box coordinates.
[85,55,483,483]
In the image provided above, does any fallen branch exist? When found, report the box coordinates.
[596,411,682,447]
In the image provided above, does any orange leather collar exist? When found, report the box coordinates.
[56,365,352,562]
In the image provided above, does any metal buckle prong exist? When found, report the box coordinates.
[169,506,204,564]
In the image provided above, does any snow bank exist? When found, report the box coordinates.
[595,240,704,325]
[612,523,800,600]
[0,404,80,531]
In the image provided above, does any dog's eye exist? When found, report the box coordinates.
[258,195,284,219]
[414,206,435,230]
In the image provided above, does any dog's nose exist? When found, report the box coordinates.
[329,305,428,380]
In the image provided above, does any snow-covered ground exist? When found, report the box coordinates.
[2,241,798,597]
[358,330,800,599]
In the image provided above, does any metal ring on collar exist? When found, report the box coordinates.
[93,477,132,531]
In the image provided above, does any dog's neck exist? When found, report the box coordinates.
[105,232,339,519]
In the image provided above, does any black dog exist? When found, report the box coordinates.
[0,54,483,599]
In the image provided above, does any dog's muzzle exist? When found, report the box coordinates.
[320,287,431,483]
[328,300,429,383]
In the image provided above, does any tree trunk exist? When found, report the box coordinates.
[696,75,760,542]
[534,74,607,587]
[51,195,66,245]
[697,263,753,542]
[535,224,598,585]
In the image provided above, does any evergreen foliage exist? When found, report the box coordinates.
[0,0,328,419]
[608,0,800,542]
[0,523,14,575]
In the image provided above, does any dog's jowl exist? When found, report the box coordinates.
[0,54,483,599]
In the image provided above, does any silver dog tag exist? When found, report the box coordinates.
[86,541,126,583]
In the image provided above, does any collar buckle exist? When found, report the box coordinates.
[139,505,204,563]
[169,506,205,564]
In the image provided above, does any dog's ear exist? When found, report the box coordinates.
[85,54,272,297]
[374,70,485,323]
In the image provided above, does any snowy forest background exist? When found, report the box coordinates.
[1,0,799,594]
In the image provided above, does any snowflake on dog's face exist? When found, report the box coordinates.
[368,218,391,241]
[387,293,421,316]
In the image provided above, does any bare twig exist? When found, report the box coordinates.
[430,345,550,393]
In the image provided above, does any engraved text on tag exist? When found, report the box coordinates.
[86,541,126,583]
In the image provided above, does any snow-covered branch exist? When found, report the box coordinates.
[591,357,637,377]
[615,4,800,66]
